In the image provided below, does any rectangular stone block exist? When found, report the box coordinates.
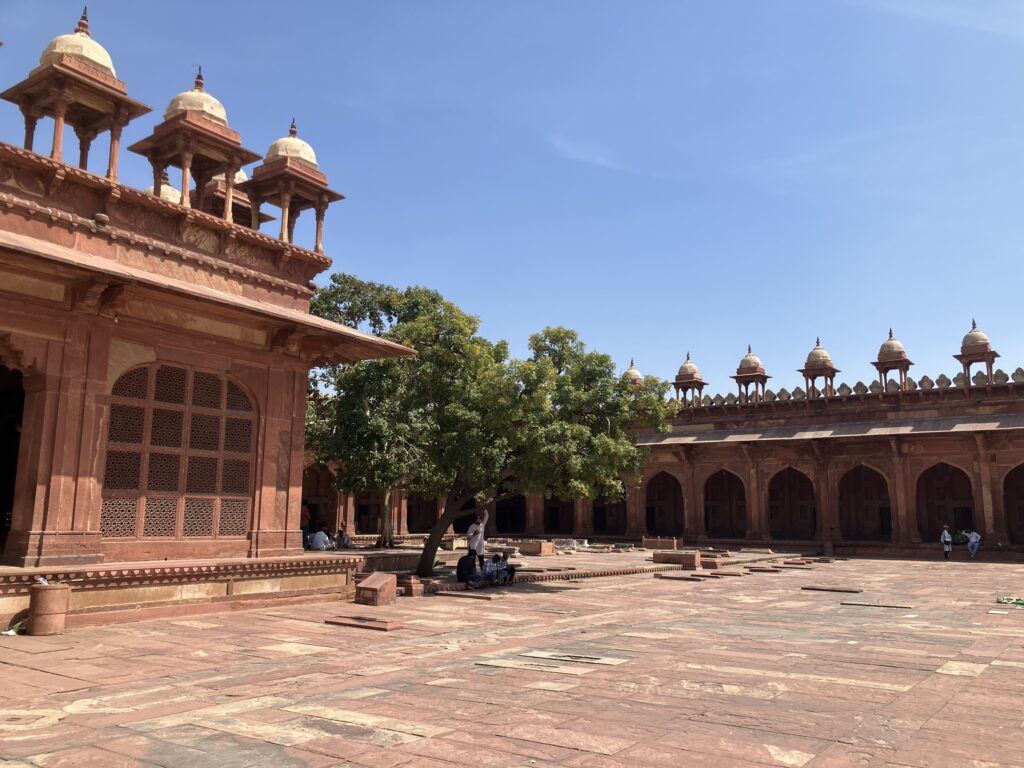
[652,550,701,569]
[396,575,424,597]
[355,572,397,606]
[642,537,677,550]
[518,540,555,556]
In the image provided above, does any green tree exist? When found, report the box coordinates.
[309,274,672,576]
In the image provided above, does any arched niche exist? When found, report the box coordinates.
[645,471,683,537]
[916,462,974,542]
[704,469,746,539]
[838,465,892,541]
[768,467,816,540]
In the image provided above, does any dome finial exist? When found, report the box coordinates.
[685,351,691,362]
[289,118,297,137]
[971,318,977,331]
[194,66,204,91]
[629,357,635,368]
[888,328,894,339]
[815,336,821,347]
[747,344,752,355]
[76,6,90,36]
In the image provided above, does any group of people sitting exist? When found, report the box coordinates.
[456,550,516,588]
[305,522,356,551]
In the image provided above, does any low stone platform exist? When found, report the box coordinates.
[0,554,363,628]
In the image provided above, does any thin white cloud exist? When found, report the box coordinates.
[856,0,1024,40]
[548,134,631,173]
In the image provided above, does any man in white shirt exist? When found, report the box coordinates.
[467,509,489,570]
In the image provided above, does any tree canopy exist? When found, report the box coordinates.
[308,273,673,576]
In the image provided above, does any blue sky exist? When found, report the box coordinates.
[2,1,1022,393]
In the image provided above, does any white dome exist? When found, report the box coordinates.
[624,359,643,385]
[738,346,762,372]
[879,329,905,359]
[210,169,248,184]
[961,320,990,351]
[805,338,833,367]
[144,184,181,204]
[677,352,700,378]
[164,71,227,126]
[39,13,115,77]
[266,120,318,166]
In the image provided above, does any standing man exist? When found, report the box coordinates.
[965,529,982,559]
[467,509,489,570]
[940,524,953,560]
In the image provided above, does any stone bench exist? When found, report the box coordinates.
[652,550,701,569]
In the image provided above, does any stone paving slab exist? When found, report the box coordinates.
[1,557,1024,766]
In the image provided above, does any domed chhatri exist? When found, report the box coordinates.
[955,319,1000,387]
[732,345,770,403]
[210,169,248,185]
[873,329,914,392]
[145,171,181,203]
[624,358,644,385]
[266,119,318,167]
[799,337,840,398]
[3,8,151,175]
[961,319,991,353]
[38,8,116,77]
[164,68,228,126]
[674,352,706,407]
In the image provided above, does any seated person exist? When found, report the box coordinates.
[335,522,355,549]
[480,554,501,586]
[308,524,334,551]
[456,550,481,587]
[500,552,516,584]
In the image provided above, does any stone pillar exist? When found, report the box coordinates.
[814,447,839,543]
[742,447,765,540]
[179,150,193,209]
[279,191,292,241]
[314,201,326,253]
[223,164,238,223]
[75,127,95,171]
[50,95,68,163]
[681,449,704,540]
[394,488,409,536]
[625,482,644,537]
[250,194,262,230]
[973,434,1003,544]
[574,498,594,537]
[287,205,299,243]
[890,439,919,544]
[106,120,124,181]
[525,494,544,535]
[22,108,39,153]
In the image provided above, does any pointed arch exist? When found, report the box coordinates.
[703,469,746,539]
[1004,464,1024,544]
[768,467,816,540]
[495,479,527,534]
[916,462,974,542]
[645,471,684,536]
[838,465,892,541]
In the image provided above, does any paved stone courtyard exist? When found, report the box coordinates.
[1,557,1023,767]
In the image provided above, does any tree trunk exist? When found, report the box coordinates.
[416,498,482,578]
[376,488,394,549]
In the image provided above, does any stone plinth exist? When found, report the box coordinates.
[642,537,677,550]
[518,541,555,556]
[355,572,397,606]
[652,550,701,569]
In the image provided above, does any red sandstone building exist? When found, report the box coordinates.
[308,329,1024,555]
[0,13,410,568]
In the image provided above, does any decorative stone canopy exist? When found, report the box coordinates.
[873,328,914,391]
[198,168,274,224]
[1,9,150,177]
[732,345,770,403]
[128,68,260,217]
[955,319,999,387]
[238,120,343,253]
[799,338,840,398]
[673,352,706,407]
[624,358,644,385]
[145,171,181,203]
